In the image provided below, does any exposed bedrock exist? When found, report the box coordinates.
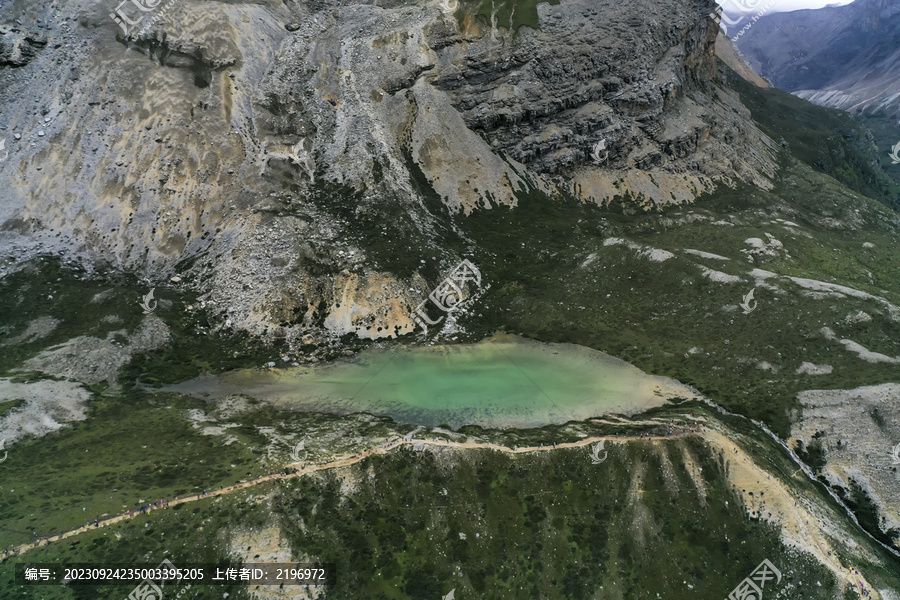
[0,0,776,347]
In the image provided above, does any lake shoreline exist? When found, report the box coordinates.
[163,333,699,429]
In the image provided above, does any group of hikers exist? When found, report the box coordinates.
[126,497,171,517]
[269,468,299,477]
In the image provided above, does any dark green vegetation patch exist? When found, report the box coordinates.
[0,491,262,600]
[275,442,841,599]
[456,0,561,32]
[724,67,900,211]
[0,392,258,549]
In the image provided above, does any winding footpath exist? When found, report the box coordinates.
[2,429,698,560]
[1,424,880,599]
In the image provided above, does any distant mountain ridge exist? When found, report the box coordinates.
[734,0,900,118]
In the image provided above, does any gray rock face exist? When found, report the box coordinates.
[0,0,775,346]
[430,0,719,173]
[0,25,46,67]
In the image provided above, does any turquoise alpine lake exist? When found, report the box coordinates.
[165,334,698,429]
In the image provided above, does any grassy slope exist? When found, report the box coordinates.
[0,392,256,549]
[0,421,866,600]
[2,397,898,598]
[0,260,144,377]
[0,393,408,549]
[275,443,830,600]
[454,159,900,438]
[723,68,900,211]
[0,489,262,600]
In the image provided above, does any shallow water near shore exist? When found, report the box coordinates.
[166,333,698,429]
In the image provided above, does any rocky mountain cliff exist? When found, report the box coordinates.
[733,0,900,118]
[0,0,777,350]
